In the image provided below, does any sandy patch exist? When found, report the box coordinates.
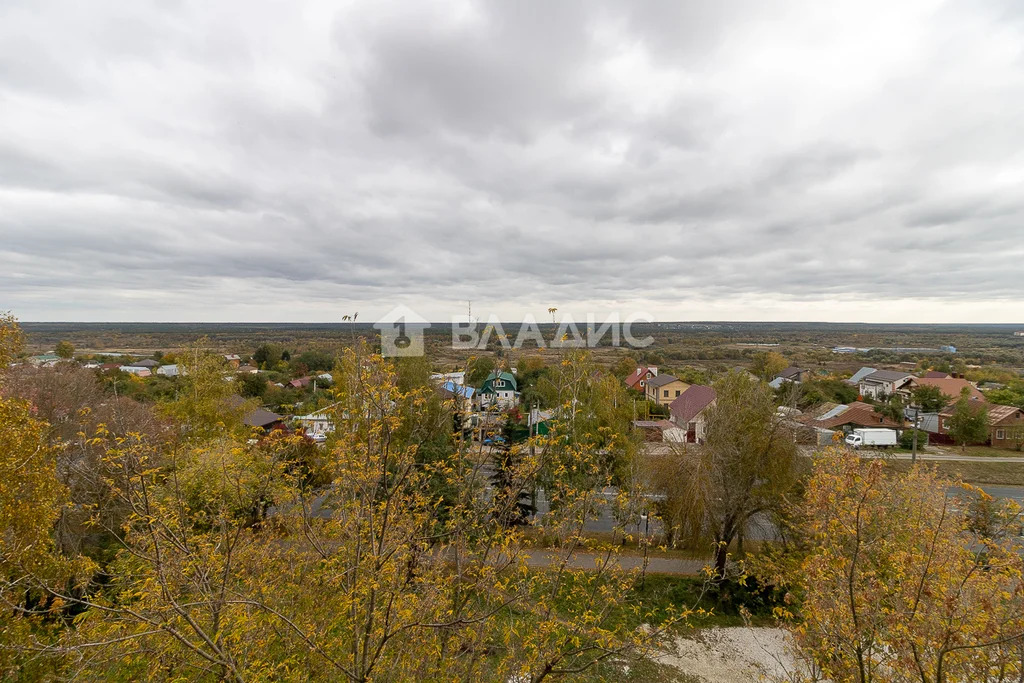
[659,627,808,682]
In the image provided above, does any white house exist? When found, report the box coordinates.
[294,403,342,442]
[431,371,466,386]
[843,367,877,386]
[478,371,519,410]
[858,370,915,399]
[668,385,717,444]
[119,365,152,377]
[156,364,180,377]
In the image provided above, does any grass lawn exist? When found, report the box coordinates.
[874,458,1024,486]
[933,444,1024,458]
[625,574,780,630]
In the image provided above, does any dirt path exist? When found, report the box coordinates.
[659,627,810,682]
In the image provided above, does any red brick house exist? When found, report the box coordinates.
[990,405,1024,450]
[937,403,1024,449]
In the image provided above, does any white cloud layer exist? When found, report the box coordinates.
[1,0,1023,322]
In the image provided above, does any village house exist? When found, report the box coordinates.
[119,365,152,377]
[632,419,686,443]
[843,367,877,386]
[431,371,466,386]
[858,370,915,399]
[624,366,658,392]
[907,376,984,403]
[478,371,519,410]
[294,403,342,442]
[801,401,902,432]
[439,380,475,433]
[236,364,258,374]
[936,403,1024,449]
[668,384,716,444]
[645,374,688,406]
[989,405,1024,450]
[772,367,812,387]
[244,407,285,431]
[224,354,241,368]
[156,364,180,377]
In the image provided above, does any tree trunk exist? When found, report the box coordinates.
[714,542,728,578]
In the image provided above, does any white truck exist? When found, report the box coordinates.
[845,428,898,449]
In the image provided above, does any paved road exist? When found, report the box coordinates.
[648,442,1024,463]
[974,485,1024,505]
[859,451,1024,463]
[523,550,709,575]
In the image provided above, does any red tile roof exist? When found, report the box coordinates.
[625,367,653,390]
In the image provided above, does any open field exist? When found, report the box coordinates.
[20,320,1024,374]
[941,444,1024,458]
[875,458,1024,486]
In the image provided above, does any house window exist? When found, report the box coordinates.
[495,380,503,388]
[675,390,681,397]
[942,420,949,430]
[663,390,669,398]
[996,429,1005,440]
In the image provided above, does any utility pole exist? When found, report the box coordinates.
[911,405,920,464]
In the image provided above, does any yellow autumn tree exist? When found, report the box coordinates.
[775,448,1024,682]
[0,310,24,369]
[0,314,81,678]
[6,343,688,680]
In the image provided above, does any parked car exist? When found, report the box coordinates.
[482,435,506,446]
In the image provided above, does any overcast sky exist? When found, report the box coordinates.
[1,0,1023,323]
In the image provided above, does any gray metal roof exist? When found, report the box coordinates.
[846,367,877,385]
[862,369,914,383]
[819,404,849,420]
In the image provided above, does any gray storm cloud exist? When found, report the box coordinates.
[0,0,1022,322]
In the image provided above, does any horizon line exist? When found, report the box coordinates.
[17,320,1024,327]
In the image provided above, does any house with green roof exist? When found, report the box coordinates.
[477,371,519,410]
